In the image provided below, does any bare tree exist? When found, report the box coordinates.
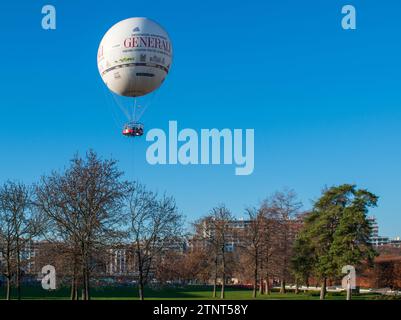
[0,181,39,300]
[154,250,185,285]
[35,151,126,300]
[238,207,266,298]
[0,185,17,300]
[262,189,302,293]
[195,205,234,299]
[33,240,81,298]
[192,216,220,298]
[180,246,211,285]
[259,203,279,294]
[125,182,183,300]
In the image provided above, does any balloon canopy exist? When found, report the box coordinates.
[97,17,173,98]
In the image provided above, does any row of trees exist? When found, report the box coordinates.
[0,182,42,299]
[0,151,183,300]
[148,186,377,300]
[0,151,378,300]
[189,190,302,299]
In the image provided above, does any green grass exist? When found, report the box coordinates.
[0,285,385,300]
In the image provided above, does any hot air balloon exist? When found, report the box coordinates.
[97,17,173,137]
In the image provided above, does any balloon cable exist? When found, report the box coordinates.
[133,97,137,122]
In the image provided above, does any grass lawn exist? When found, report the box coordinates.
[0,285,384,300]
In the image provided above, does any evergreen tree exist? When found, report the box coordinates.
[294,184,378,299]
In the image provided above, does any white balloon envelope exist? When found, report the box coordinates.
[97,17,173,98]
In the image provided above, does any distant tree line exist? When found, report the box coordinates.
[0,151,378,300]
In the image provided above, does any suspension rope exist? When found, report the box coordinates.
[136,89,160,121]
[133,97,137,122]
[101,85,124,130]
[111,93,131,120]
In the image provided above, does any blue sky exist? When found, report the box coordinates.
[1,0,401,236]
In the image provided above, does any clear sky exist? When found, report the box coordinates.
[1,0,401,236]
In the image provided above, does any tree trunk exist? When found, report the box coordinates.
[320,278,327,300]
[6,276,11,300]
[280,224,288,295]
[80,243,88,300]
[138,275,144,301]
[295,280,299,294]
[253,256,258,298]
[75,284,79,300]
[85,266,90,300]
[258,257,263,295]
[212,256,218,298]
[220,248,225,299]
[346,281,352,301]
[280,279,286,294]
[16,242,21,300]
[81,262,88,300]
[220,277,225,299]
[265,276,271,295]
[70,275,76,300]
[252,279,257,298]
[6,254,11,300]
[71,260,78,300]
[137,249,145,301]
[258,278,264,295]
[212,281,217,298]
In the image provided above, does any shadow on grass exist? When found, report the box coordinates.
[2,285,239,300]
[0,284,383,300]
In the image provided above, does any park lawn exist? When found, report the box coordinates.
[1,285,382,300]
